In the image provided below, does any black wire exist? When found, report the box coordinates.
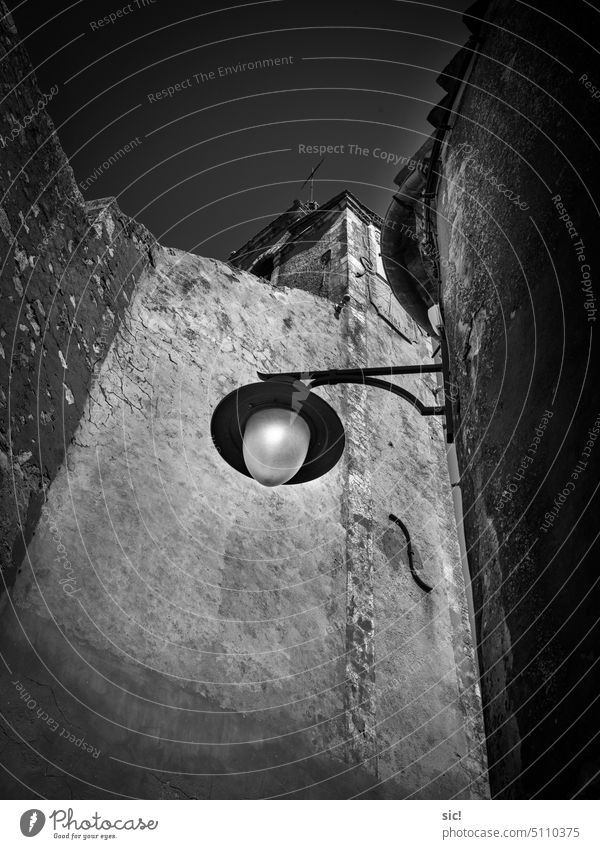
[388,513,433,594]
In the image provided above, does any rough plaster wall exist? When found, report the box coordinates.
[437,0,600,798]
[0,239,487,798]
[347,213,488,798]
[0,7,154,593]
[264,202,487,793]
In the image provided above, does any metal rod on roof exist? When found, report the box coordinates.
[300,158,325,206]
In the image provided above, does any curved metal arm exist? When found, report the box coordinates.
[388,513,433,593]
[258,365,442,380]
[308,375,444,416]
[257,364,444,417]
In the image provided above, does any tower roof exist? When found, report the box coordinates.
[228,190,382,272]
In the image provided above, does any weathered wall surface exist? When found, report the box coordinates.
[436,0,600,798]
[0,236,486,797]
[238,194,488,795]
[351,220,488,800]
[0,7,154,594]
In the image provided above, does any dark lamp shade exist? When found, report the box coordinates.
[211,380,345,485]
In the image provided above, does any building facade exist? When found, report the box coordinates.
[382,0,600,800]
[0,5,488,799]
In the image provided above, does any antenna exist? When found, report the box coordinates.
[300,157,325,207]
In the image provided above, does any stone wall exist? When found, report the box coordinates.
[436,0,600,798]
[0,5,155,594]
[275,203,350,303]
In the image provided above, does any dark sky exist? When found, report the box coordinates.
[10,0,473,260]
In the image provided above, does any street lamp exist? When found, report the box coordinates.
[211,363,448,487]
[242,407,311,486]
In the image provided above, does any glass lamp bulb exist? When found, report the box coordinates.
[242,407,311,487]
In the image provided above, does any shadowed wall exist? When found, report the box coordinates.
[435,0,600,799]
